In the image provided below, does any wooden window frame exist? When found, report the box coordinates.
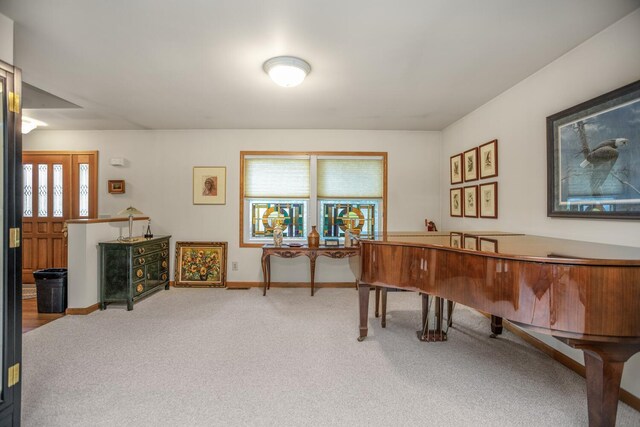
[240,151,387,248]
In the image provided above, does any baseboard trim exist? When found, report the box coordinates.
[66,303,100,315]
[502,319,640,412]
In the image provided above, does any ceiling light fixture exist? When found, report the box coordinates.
[263,56,311,88]
[22,116,47,134]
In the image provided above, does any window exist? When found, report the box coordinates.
[241,152,386,247]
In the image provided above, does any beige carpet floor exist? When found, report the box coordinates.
[21,288,640,426]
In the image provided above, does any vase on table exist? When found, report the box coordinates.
[308,226,319,248]
[273,223,284,247]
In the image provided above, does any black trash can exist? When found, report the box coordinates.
[33,268,68,313]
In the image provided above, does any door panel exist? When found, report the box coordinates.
[0,59,23,425]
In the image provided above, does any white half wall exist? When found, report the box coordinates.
[441,10,640,398]
[0,13,13,64]
[25,129,441,284]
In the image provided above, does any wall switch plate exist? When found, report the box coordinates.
[232,262,238,271]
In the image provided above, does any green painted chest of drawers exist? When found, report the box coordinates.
[99,235,171,310]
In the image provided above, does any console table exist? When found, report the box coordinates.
[261,245,359,296]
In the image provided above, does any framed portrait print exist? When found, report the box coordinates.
[174,241,227,287]
[479,182,498,218]
[463,148,478,182]
[450,153,463,184]
[464,185,478,217]
[108,180,125,194]
[450,232,462,248]
[479,237,498,253]
[193,166,226,205]
[479,139,498,179]
[463,235,478,250]
[547,80,640,219]
[450,188,463,217]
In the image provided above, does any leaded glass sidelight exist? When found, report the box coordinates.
[250,200,306,238]
[319,200,379,238]
[79,163,89,217]
[37,164,48,217]
[23,164,33,217]
[53,164,63,217]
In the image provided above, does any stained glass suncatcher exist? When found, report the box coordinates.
[250,201,306,238]
[320,201,378,237]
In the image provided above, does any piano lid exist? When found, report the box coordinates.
[362,231,640,265]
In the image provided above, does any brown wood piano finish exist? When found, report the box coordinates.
[356,232,640,427]
[262,244,359,296]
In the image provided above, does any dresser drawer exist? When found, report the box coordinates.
[133,250,168,267]
[133,240,169,256]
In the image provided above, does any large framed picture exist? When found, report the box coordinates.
[547,80,640,219]
[174,241,228,287]
[464,185,478,217]
[463,148,478,182]
[193,166,226,205]
[450,188,463,217]
[479,139,498,179]
[450,153,463,184]
[479,182,498,218]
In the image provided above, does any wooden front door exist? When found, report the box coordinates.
[22,151,98,283]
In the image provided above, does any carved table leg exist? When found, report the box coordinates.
[310,255,316,296]
[490,315,503,338]
[558,339,640,427]
[358,283,371,341]
[381,288,388,328]
[261,254,269,296]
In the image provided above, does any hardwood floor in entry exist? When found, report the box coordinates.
[22,298,65,333]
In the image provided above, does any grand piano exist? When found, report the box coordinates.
[356,232,640,427]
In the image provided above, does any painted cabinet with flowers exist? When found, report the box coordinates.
[99,235,171,310]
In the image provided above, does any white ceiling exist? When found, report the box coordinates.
[1,0,639,131]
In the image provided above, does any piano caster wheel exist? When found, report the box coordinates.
[357,336,366,342]
[490,333,498,339]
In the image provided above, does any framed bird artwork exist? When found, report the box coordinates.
[547,79,640,219]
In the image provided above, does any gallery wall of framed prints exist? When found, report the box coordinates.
[449,139,499,219]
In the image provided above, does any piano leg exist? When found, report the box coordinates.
[375,287,381,318]
[381,288,388,328]
[357,283,371,341]
[490,315,503,338]
[558,339,640,427]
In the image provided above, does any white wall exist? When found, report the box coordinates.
[0,13,13,64]
[441,10,640,397]
[25,129,441,284]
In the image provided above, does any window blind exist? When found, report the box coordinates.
[317,158,383,198]
[244,158,310,198]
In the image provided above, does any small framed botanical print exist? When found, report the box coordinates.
[479,139,498,179]
[450,188,463,217]
[479,182,498,218]
[450,153,463,184]
[463,147,478,182]
[464,235,478,250]
[464,185,478,217]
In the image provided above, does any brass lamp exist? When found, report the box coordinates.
[117,206,144,241]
